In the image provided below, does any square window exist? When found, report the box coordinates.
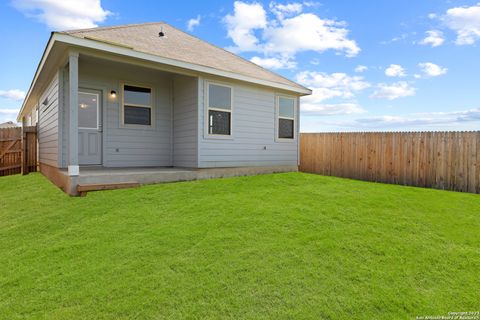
[209,84,231,110]
[124,106,151,126]
[124,85,151,106]
[279,118,294,139]
[209,110,231,135]
[122,84,152,126]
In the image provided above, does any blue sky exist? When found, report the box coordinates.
[0,0,479,131]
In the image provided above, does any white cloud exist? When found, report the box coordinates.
[301,102,365,116]
[12,0,111,30]
[303,1,321,8]
[0,89,26,101]
[296,71,370,116]
[187,15,201,31]
[328,108,480,129]
[371,81,416,100]
[0,108,20,123]
[420,30,445,47]
[381,33,408,45]
[0,109,20,115]
[385,64,406,77]
[250,55,296,69]
[269,2,303,20]
[443,3,480,45]
[355,65,368,73]
[296,71,370,102]
[224,1,360,69]
[263,13,360,57]
[391,33,408,42]
[224,1,267,52]
[418,62,448,77]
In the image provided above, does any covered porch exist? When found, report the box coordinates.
[62,50,199,176]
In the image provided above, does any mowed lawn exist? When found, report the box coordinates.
[0,173,479,319]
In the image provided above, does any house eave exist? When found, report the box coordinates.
[18,32,311,121]
[56,33,311,94]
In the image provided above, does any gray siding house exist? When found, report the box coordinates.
[17,22,311,195]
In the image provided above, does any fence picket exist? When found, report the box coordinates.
[299,132,479,194]
[0,126,37,176]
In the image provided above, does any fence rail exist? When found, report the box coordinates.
[0,126,37,177]
[300,132,480,194]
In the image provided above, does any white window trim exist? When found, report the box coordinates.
[275,95,297,142]
[78,91,100,130]
[121,82,154,128]
[204,80,233,139]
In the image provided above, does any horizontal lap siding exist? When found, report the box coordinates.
[173,75,198,167]
[39,72,59,167]
[77,62,173,167]
[198,80,299,168]
[104,82,172,167]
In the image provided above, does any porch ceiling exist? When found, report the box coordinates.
[79,54,181,79]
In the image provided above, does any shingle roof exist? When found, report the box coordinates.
[60,22,308,92]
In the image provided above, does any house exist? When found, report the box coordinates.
[16,22,311,195]
[0,121,19,129]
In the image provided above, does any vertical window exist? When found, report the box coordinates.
[277,96,295,139]
[122,84,152,126]
[207,83,232,136]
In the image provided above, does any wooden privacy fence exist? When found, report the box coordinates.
[300,132,480,194]
[0,126,37,177]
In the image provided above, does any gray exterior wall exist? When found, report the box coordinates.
[197,78,299,168]
[38,71,60,167]
[60,60,173,168]
[173,75,198,167]
[55,57,299,169]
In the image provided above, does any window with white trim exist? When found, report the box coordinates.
[277,96,295,139]
[207,83,232,136]
[122,84,152,126]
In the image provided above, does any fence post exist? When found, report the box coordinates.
[20,126,37,176]
[22,126,27,175]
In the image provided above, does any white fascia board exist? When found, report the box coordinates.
[54,33,312,95]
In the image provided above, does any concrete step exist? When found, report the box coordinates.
[77,181,140,196]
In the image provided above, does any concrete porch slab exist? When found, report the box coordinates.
[54,165,298,195]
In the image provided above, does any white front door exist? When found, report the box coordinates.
[78,90,102,165]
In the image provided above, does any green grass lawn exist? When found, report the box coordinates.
[0,172,479,319]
